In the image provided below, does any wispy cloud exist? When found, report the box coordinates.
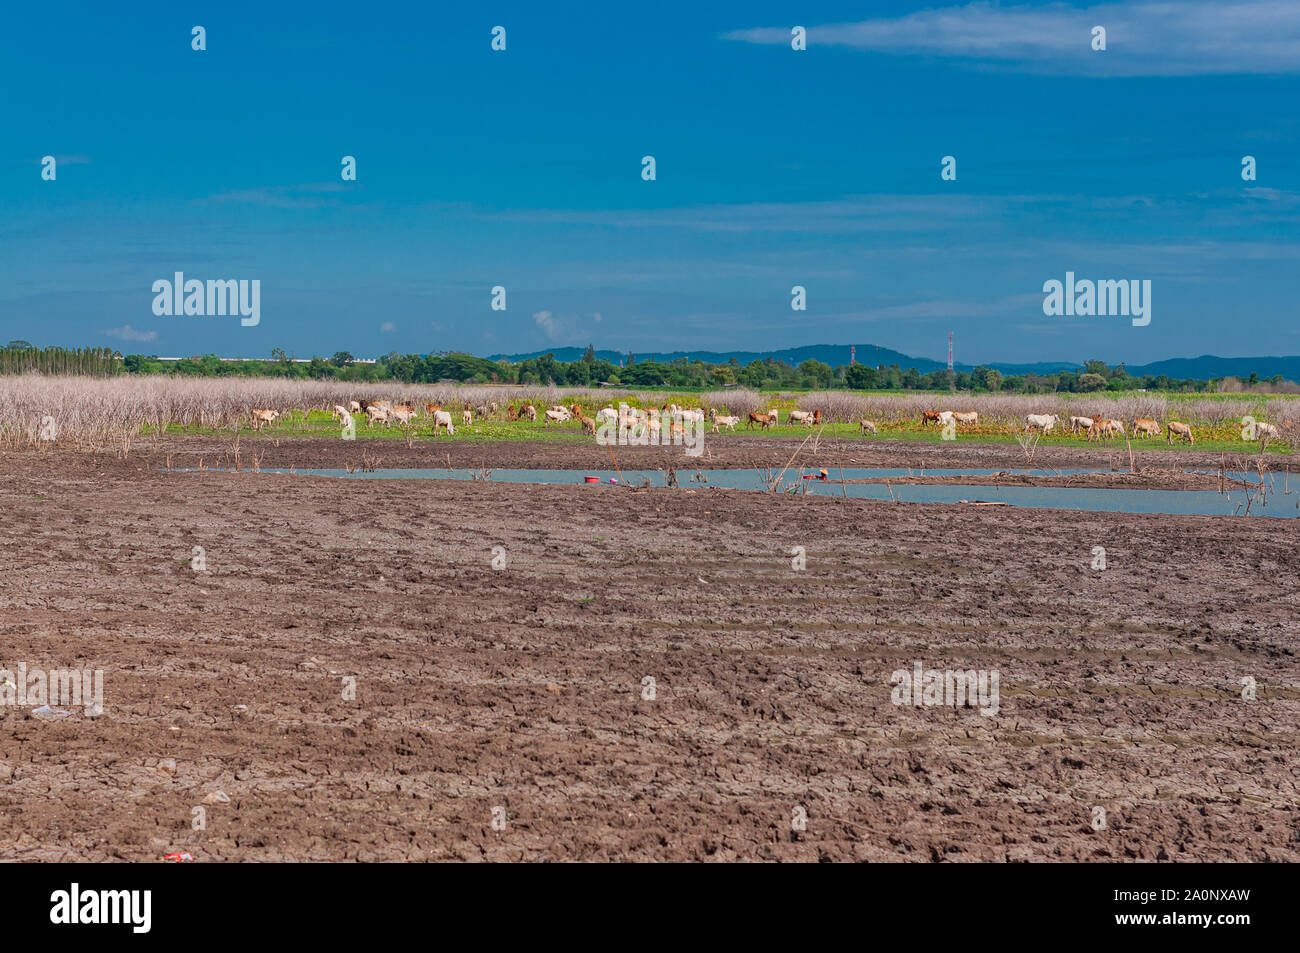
[723,1,1300,76]
[32,154,91,165]
[103,324,157,342]
[532,310,605,344]
[532,310,559,340]
[197,183,350,209]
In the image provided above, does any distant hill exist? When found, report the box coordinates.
[1122,355,1300,380]
[486,344,1300,381]
[488,344,947,371]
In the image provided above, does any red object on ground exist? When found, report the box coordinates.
[584,476,600,483]
[164,852,194,862]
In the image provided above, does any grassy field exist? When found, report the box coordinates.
[3,374,1297,454]
[163,406,1296,456]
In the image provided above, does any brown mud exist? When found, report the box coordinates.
[0,447,1296,861]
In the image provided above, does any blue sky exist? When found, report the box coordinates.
[2,0,1297,365]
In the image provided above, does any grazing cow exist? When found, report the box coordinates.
[331,404,350,422]
[789,410,814,426]
[462,408,473,425]
[1167,421,1194,444]
[579,414,597,435]
[1024,413,1060,433]
[711,415,740,433]
[392,402,416,416]
[348,400,361,414]
[860,419,878,435]
[1068,415,1093,434]
[390,407,416,427]
[545,408,569,425]
[1133,418,1161,437]
[953,411,978,425]
[937,411,957,428]
[365,405,391,428]
[1255,421,1280,441]
[250,409,279,431]
[522,404,537,422]
[432,410,456,435]
[747,411,775,430]
[1088,418,1124,440]
[921,411,941,426]
[596,407,618,423]
[508,405,520,421]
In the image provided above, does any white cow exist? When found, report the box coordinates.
[1068,415,1093,434]
[711,415,740,433]
[432,410,456,435]
[1025,413,1060,433]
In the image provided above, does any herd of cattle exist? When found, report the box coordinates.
[922,409,1205,443]
[245,400,1283,446]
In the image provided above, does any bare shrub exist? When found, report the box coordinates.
[702,388,764,418]
[798,390,866,422]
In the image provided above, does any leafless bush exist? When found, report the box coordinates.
[797,390,866,422]
[702,388,764,417]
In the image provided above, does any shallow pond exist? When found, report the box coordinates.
[185,466,1295,518]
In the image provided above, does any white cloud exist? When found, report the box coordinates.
[103,325,157,342]
[199,182,349,209]
[724,1,1300,76]
[533,310,561,341]
[380,321,395,332]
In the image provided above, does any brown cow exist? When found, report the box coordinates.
[1133,418,1161,437]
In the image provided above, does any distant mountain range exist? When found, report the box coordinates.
[485,345,1300,381]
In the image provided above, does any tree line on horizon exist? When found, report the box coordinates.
[2,340,1294,395]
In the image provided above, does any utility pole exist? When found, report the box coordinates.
[947,331,955,391]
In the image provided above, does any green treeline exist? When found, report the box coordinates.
[0,343,125,376]
[0,341,1282,394]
